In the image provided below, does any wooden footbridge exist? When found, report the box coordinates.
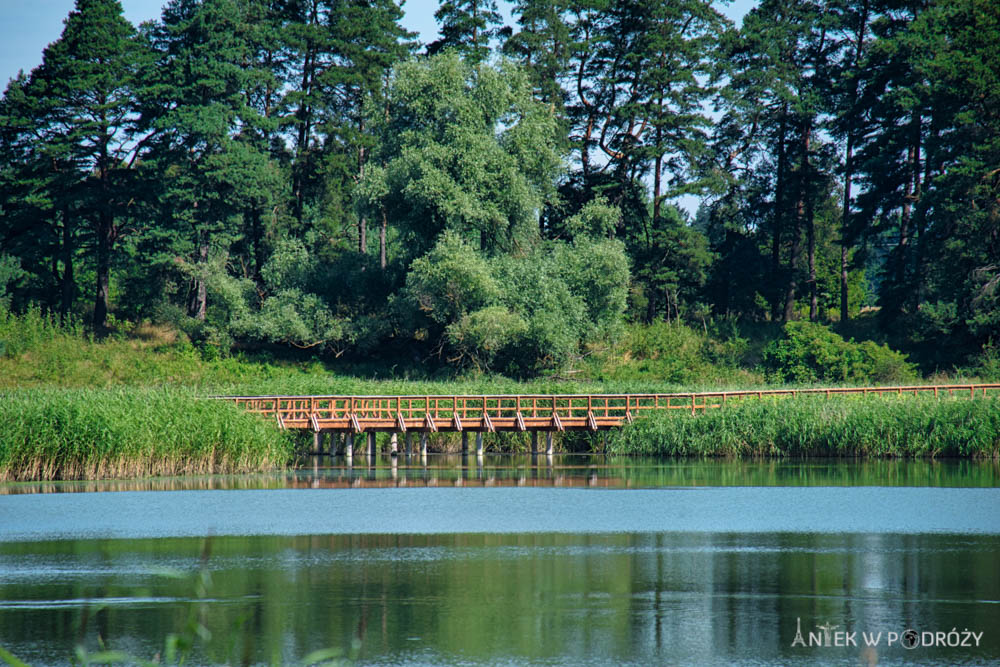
[220,383,1000,457]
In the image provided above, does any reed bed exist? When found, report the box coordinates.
[606,394,1000,458]
[0,388,295,481]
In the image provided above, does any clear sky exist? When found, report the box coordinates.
[1,0,754,87]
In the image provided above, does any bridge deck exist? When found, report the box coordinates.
[220,383,1000,433]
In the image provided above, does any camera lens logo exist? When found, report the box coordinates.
[902,629,919,649]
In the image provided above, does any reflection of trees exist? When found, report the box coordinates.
[1,526,998,662]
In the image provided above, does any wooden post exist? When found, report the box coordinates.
[546,431,553,456]
[312,431,321,454]
[531,431,538,454]
[462,431,469,453]
[368,432,377,456]
[476,432,484,456]
[390,432,398,456]
[345,433,353,459]
[405,432,413,456]
[420,432,428,456]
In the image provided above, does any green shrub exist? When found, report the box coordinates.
[446,306,529,371]
[763,321,916,384]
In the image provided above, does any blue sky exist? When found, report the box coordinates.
[1,0,754,87]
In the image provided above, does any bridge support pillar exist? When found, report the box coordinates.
[367,432,377,456]
[420,432,428,456]
[390,432,398,457]
[475,432,483,456]
[545,432,553,456]
[405,432,413,457]
[461,431,469,453]
[312,431,322,455]
[531,431,538,454]
[345,433,353,459]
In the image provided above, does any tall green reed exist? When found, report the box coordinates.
[606,395,1000,458]
[0,388,295,481]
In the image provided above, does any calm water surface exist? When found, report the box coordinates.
[1,456,998,666]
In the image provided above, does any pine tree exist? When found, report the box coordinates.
[323,0,415,264]
[13,0,148,329]
[503,0,573,110]
[141,0,279,320]
[429,0,503,64]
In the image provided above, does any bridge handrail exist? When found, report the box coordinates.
[212,383,1000,401]
[216,383,1000,433]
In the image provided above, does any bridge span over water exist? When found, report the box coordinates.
[220,383,1000,457]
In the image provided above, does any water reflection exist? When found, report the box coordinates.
[0,532,997,666]
[2,456,997,495]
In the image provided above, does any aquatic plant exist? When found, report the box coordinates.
[606,395,1000,458]
[0,388,295,481]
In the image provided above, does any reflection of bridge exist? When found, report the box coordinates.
[221,384,1000,457]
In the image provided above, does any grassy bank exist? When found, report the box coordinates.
[1,309,998,478]
[606,395,1000,459]
[0,388,295,481]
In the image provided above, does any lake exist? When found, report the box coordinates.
[1,456,998,665]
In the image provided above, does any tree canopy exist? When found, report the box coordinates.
[1,0,997,375]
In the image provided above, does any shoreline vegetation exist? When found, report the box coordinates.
[2,0,999,482]
[607,396,1000,459]
[0,388,293,482]
[1,310,998,481]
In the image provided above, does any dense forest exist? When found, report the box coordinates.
[1,0,997,379]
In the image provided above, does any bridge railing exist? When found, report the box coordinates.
[218,383,1000,432]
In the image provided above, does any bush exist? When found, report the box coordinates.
[446,306,529,371]
[763,321,916,384]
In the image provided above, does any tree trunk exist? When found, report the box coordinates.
[897,145,913,289]
[840,133,853,322]
[93,209,112,331]
[292,6,318,226]
[653,98,663,222]
[188,241,208,321]
[807,178,818,322]
[380,210,388,269]
[841,0,870,322]
[250,206,265,286]
[357,107,368,258]
[771,105,789,320]
[60,208,73,322]
[783,210,802,322]
[783,118,809,323]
